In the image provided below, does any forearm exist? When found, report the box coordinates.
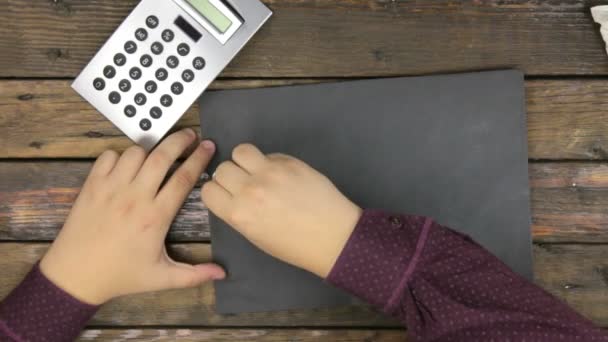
[0,263,98,342]
[327,209,606,341]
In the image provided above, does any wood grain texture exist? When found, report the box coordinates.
[2,161,608,243]
[1,1,608,77]
[0,242,606,326]
[76,329,406,341]
[3,79,608,159]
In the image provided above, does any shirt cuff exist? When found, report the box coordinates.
[0,263,99,342]
[327,209,432,313]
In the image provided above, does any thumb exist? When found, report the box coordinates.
[164,262,226,289]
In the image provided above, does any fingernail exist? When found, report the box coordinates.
[211,272,226,280]
[201,140,215,152]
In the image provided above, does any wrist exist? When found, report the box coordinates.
[312,201,362,278]
[40,252,108,305]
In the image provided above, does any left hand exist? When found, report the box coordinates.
[40,129,225,305]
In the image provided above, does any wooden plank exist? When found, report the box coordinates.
[2,161,608,243]
[76,329,406,341]
[1,1,607,77]
[0,243,394,327]
[0,243,606,326]
[3,79,608,159]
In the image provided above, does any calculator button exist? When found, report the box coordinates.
[146,15,159,29]
[162,29,174,42]
[135,28,148,41]
[124,105,137,118]
[151,42,164,55]
[145,80,157,93]
[93,78,105,91]
[140,119,152,131]
[155,68,168,81]
[134,93,147,106]
[109,91,121,104]
[193,57,206,70]
[166,56,179,69]
[103,65,116,79]
[124,41,137,54]
[160,94,173,107]
[118,79,131,92]
[177,43,190,56]
[182,69,194,83]
[150,106,163,119]
[171,82,184,95]
[129,67,142,80]
[113,53,127,67]
[140,54,153,68]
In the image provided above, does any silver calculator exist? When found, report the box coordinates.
[72,0,272,150]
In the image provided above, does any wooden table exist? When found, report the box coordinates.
[2,1,608,340]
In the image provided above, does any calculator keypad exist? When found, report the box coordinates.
[166,56,179,69]
[156,68,168,81]
[151,42,164,55]
[124,41,138,54]
[134,93,147,106]
[135,28,148,41]
[145,80,157,93]
[140,54,153,68]
[119,79,131,92]
[114,53,127,66]
[103,66,116,79]
[182,70,194,83]
[93,14,209,131]
[109,91,121,104]
[150,106,163,119]
[124,105,137,118]
[140,119,152,131]
[177,43,190,56]
[146,16,159,29]
[160,95,173,107]
[193,57,205,70]
[130,67,142,80]
[93,78,105,91]
[162,29,174,42]
[171,82,184,95]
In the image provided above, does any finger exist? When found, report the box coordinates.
[201,181,232,220]
[156,140,215,220]
[231,143,267,173]
[90,150,120,178]
[109,145,147,184]
[164,262,226,290]
[213,161,249,194]
[135,128,198,194]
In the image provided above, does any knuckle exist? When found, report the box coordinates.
[243,183,266,201]
[94,150,118,169]
[173,169,195,188]
[215,161,231,176]
[266,165,288,183]
[232,143,256,160]
[280,156,301,169]
[100,149,119,160]
[126,145,147,159]
[229,208,249,226]
[148,149,171,166]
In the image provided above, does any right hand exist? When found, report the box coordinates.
[201,144,362,278]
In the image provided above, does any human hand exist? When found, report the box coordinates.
[40,129,225,305]
[202,144,362,278]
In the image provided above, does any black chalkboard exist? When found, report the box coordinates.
[200,70,532,314]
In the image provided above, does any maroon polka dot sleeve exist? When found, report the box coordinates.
[0,263,98,342]
[327,209,608,341]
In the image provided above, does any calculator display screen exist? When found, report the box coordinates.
[187,0,232,33]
